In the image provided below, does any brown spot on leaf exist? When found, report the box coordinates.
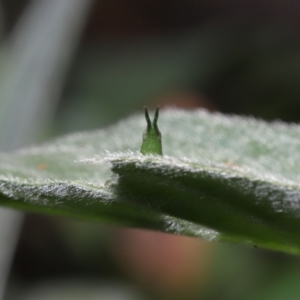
[37,163,48,171]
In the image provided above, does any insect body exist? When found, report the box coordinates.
[140,106,163,155]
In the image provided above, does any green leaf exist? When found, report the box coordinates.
[0,109,300,254]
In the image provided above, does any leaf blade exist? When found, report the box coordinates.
[0,109,300,253]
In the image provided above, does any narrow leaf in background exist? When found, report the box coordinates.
[0,0,92,151]
[0,0,92,298]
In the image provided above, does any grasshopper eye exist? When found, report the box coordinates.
[140,106,163,155]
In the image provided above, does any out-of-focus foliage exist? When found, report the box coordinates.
[3,1,300,300]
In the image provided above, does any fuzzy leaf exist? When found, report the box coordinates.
[0,109,300,254]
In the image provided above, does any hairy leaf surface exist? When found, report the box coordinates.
[0,109,299,253]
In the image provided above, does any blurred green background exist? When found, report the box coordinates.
[2,0,300,299]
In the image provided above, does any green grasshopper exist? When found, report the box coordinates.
[140,106,163,156]
[105,106,162,188]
